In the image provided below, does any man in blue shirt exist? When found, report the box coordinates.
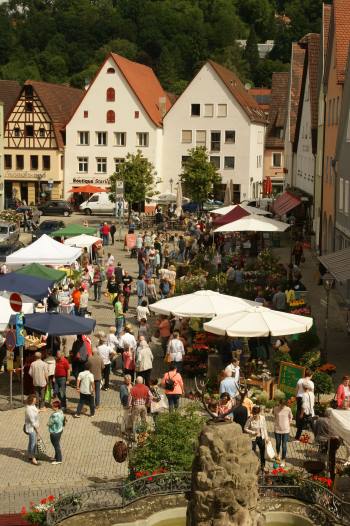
[219,370,238,400]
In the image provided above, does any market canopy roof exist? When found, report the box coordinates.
[204,306,313,337]
[51,224,97,238]
[64,234,102,249]
[213,205,250,226]
[6,234,81,266]
[68,185,107,193]
[318,247,350,282]
[214,214,289,233]
[15,262,66,282]
[211,204,271,216]
[0,295,34,331]
[0,272,54,300]
[273,191,301,216]
[9,312,96,335]
[149,290,255,318]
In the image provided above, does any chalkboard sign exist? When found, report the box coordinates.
[278,361,305,398]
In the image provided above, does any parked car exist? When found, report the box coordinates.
[38,200,72,217]
[0,221,20,246]
[79,192,114,215]
[32,220,65,241]
[182,200,223,213]
[0,241,24,262]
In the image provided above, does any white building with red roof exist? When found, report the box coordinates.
[64,53,171,197]
[162,60,268,202]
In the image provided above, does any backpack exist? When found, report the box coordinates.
[165,373,175,391]
[160,280,170,294]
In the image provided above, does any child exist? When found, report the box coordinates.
[138,318,150,342]
[217,393,233,420]
[150,378,166,417]
[136,299,150,323]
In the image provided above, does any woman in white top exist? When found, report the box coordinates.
[24,394,40,465]
[294,381,315,441]
[166,332,185,373]
[295,369,314,440]
[244,405,268,471]
[135,338,154,386]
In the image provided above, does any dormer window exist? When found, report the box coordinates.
[107,67,115,74]
[106,88,115,101]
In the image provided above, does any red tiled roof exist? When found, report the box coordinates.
[111,53,171,127]
[24,80,84,149]
[208,60,269,125]
[265,72,289,149]
[289,43,306,144]
[0,80,21,121]
[333,0,350,84]
[323,4,331,63]
[249,88,271,112]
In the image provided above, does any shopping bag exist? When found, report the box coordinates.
[44,384,52,404]
[266,440,276,460]
[36,436,47,457]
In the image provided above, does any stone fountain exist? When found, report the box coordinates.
[186,421,264,526]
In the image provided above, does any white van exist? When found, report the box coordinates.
[79,193,115,215]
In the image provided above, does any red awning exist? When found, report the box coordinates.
[273,191,301,216]
[213,205,250,226]
[68,185,107,193]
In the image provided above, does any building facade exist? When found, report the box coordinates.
[64,53,171,198]
[0,102,3,210]
[4,81,83,206]
[162,60,268,203]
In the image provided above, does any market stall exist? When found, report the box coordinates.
[6,234,81,266]
[212,204,271,216]
[50,224,97,238]
[14,262,66,283]
[0,295,34,331]
[0,271,55,300]
[64,234,102,249]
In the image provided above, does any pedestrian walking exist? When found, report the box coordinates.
[96,332,115,391]
[219,370,238,401]
[54,351,70,411]
[48,400,65,464]
[24,394,40,465]
[273,399,292,467]
[146,278,158,304]
[244,406,268,471]
[101,222,110,245]
[88,348,104,408]
[74,363,95,418]
[79,287,89,317]
[93,265,103,302]
[294,369,314,440]
[166,331,185,373]
[136,275,146,306]
[129,376,152,427]
[294,380,315,441]
[119,374,133,432]
[122,344,136,379]
[29,352,48,409]
[161,364,184,412]
[136,299,150,323]
[71,334,89,380]
[156,316,171,355]
[292,240,304,266]
[122,271,133,312]
[135,338,153,386]
[110,222,116,244]
[114,293,125,335]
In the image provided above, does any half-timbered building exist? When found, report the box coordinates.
[4,81,83,205]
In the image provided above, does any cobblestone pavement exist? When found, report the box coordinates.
[0,221,348,514]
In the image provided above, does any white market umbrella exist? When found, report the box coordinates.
[223,183,232,206]
[204,306,313,337]
[214,214,289,233]
[149,290,255,318]
[212,204,271,216]
[64,234,102,249]
[175,183,183,217]
[155,191,190,205]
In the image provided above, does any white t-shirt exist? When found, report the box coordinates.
[168,338,185,362]
[78,370,94,394]
[296,377,315,398]
[136,305,150,322]
[97,344,113,365]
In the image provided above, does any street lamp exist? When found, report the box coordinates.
[322,273,335,363]
[170,178,173,193]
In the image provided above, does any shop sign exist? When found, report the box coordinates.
[72,177,109,185]
[5,171,47,180]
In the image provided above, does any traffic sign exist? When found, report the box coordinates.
[10,292,22,312]
[5,329,16,351]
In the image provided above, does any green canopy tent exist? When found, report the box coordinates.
[50,224,97,238]
[15,262,66,282]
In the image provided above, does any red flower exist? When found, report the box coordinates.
[148,477,153,482]
[20,506,26,515]
[47,495,55,502]
[135,472,143,479]
[40,498,47,504]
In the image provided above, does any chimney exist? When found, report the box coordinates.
[159,96,167,118]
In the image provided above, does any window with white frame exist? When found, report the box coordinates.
[96,131,107,146]
[204,104,214,117]
[224,156,235,169]
[78,131,89,145]
[115,132,126,146]
[210,131,221,152]
[114,157,124,172]
[339,178,344,211]
[196,130,206,147]
[78,157,88,173]
[96,157,107,173]
[225,130,235,143]
[217,104,227,117]
[272,152,282,167]
[136,132,149,147]
[345,181,350,215]
[210,156,220,169]
[181,130,192,143]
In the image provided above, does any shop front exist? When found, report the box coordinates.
[4,171,61,207]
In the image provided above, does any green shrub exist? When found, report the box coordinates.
[298,350,321,369]
[313,371,334,402]
[273,389,286,402]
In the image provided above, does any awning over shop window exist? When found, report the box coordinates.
[273,191,301,216]
[318,247,350,282]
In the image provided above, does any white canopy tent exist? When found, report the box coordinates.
[64,234,102,249]
[6,234,81,266]
[212,204,271,216]
[214,214,289,233]
[149,290,255,318]
[0,295,34,331]
[203,306,313,337]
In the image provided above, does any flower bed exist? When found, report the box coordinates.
[21,496,55,525]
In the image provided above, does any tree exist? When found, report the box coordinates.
[180,147,221,206]
[109,150,160,214]
[243,28,260,84]
[254,58,289,87]
[210,43,249,83]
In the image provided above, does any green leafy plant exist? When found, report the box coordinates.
[273,389,286,402]
[312,371,334,402]
[180,146,221,206]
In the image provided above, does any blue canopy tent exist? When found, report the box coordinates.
[10,312,96,335]
[0,272,54,301]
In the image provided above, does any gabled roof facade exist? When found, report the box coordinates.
[0,80,21,121]
[325,0,350,86]
[289,43,306,144]
[265,72,289,149]
[207,60,268,125]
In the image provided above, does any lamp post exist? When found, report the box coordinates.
[322,273,335,363]
[170,178,173,193]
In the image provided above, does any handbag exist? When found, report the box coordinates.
[23,424,29,435]
[44,384,52,405]
[266,440,276,460]
[36,435,47,457]
[164,353,172,364]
